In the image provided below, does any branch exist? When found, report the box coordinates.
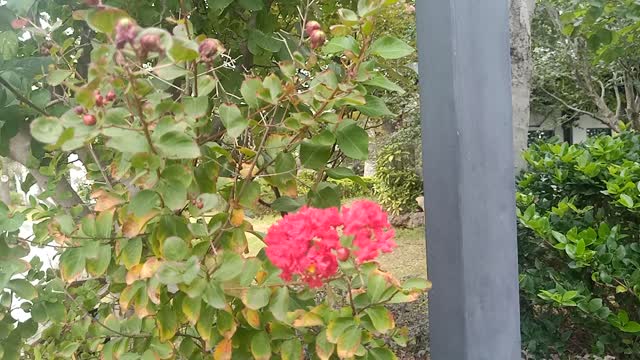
[540,88,615,129]
[0,77,49,116]
[88,144,113,189]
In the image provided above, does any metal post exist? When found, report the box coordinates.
[416,1,521,359]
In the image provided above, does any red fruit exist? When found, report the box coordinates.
[336,248,350,262]
[74,106,85,115]
[196,201,204,209]
[309,30,326,49]
[106,90,116,102]
[83,114,96,126]
[95,95,105,107]
[115,18,138,49]
[139,34,163,53]
[11,18,28,30]
[305,21,321,36]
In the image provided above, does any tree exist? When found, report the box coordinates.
[533,0,640,132]
[0,1,429,358]
[510,0,537,171]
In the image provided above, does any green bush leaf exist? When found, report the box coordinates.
[241,78,263,108]
[129,190,160,217]
[280,338,303,360]
[163,236,189,261]
[0,31,18,60]
[47,70,73,86]
[8,279,37,300]
[250,331,271,360]
[363,73,405,94]
[156,131,201,159]
[60,248,86,282]
[337,326,361,358]
[355,95,394,117]
[30,117,63,144]
[271,196,305,213]
[87,8,131,34]
[168,37,199,62]
[212,252,243,281]
[300,131,335,170]
[242,287,270,310]
[219,103,248,139]
[121,238,143,269]
[336,123,368,160]
[269,287,290,323]
[315,330,335,360]
[365,306,395,334]
[369,36,414,59]
[203,281,226,309]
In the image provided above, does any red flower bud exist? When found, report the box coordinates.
[309,30,326,49]
[74,106,85,115]
[83,114,97,126]
[94,92,105,107]
[336,248,350,262]
[198,38,225,64]
[105,90,116,102]
[305,21,321,36]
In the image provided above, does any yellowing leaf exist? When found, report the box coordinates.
[91,189,124,212]
[140,258,161,278]
[122,210,159,238]
[230,208,244,227]
[242,308,261,329]
[291,310,324,328]
[126,264,143,285]
[213,338,232,360]
[157,307,177,342]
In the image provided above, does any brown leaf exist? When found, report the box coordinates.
[47,222,70,245]
[122,210,159,238]
[140,257,161,279]
[125,264,143,285]
[230,208,244,227]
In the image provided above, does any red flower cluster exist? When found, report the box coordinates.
[264,200,396,287]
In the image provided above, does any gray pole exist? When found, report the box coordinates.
[416,1,521,359]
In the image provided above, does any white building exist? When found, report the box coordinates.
[528,112,612,145]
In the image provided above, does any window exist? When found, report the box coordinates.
[528,130,555,146]
[586,128,612,137]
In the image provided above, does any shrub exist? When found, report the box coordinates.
[517,129,640,357]
[0,2,430,359]
[373,130,422,215]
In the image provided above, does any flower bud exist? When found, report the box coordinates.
[309,30,326,49]
[105,90,116,102]
[74,106,85,115]
[198,38,225,63]
[305,21,321,36]
[83,114,97,126]
[139,33,163,53]
[94,91,105,107]
[11,18,28,30]
[115,18,138,49]
[336,248,350,262]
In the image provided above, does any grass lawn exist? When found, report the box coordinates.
[247,214,428,280]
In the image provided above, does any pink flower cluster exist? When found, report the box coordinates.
[264,200,396,287]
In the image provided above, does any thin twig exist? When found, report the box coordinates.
[0,77,49,116]
[88,144,113,189]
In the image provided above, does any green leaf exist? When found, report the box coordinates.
[300,131,335,170]
[86,8,131,34]
[336,123,368,160]
[323,36,359,55]
[203,281,226,309]
[308,182,340,209]
[7,279,37,300]
[238,181,261,209]
[327,318,352,343]
[367,271,387,303]
[129,190,160,217]
[154,59,188,80]
[280,339,303,360]
[242,287,271,310]
[58,342,80,357]
[182,96,209,118]
[5,0,36,16]
[239,0,264,11]
[86,245,111,276]
[212,252,243,281]
[358,0,385,17]
[250,331,271,360]
[337,326,361,358]
[121,238,143,269]
[156,131,201,159]
[370,36,414,59]
[365,307,395,334]
[47,70,73,86]
[269,287,290,323]
[60,248,86,282]
[337,9,359,26]
[163,236,189,261]
[44,301,65,323]
[0,31,18,60]
[315,330,335,360]
[30,117,63,144]
[622,321,640,333]
[104,128,150,154]
[241,77,263,108]
[355,95,394,117]
[363,73,405,94]
[219,103,248,138]
[619,194,634,208]
[271,196,305,213]
[168,37,199,62]
[369,347,398,360]
[157,307,178,341]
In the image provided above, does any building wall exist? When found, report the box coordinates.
[528,112,611,144]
